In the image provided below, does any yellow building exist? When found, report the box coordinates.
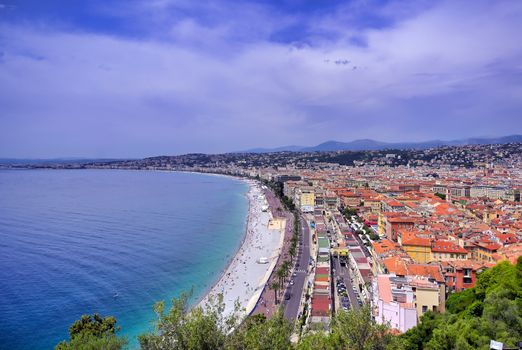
[364,198,382,213]
[411,278,443,318]
[377,212,386,235]
[471,241,501,263]
[295,187,315,213]
[403,241,432,263]
[398,231,432,263]
[431,241,468,261]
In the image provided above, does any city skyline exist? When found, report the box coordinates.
[1,0,522,158]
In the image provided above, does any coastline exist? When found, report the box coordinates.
[2,167,282,320]
[197,178,285,318]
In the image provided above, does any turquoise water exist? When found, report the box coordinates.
[0,169,248,349]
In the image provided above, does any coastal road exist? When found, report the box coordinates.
[283,214,310,321]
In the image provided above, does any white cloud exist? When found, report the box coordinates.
[0,0,521,157]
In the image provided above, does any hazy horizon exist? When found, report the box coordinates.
[1,0,522,158]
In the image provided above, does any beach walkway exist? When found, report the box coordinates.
[250,188,295,318]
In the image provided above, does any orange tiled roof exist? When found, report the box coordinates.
[431,240,468,254]
[373,239,399,255]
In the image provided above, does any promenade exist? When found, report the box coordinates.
[250,188,295,318]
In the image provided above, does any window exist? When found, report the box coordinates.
[422,305,428,313]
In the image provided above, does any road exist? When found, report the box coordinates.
[283,214,311,321]
[332,254,361,310]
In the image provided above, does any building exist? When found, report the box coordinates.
[431,241,468,261]
[471,241,502,263]
[373,275,418,333]
[385,216,416,242]
[294,186,315,213]
[399,231,432,263]
[409,276,442,317]
[275,174,302,183]
[442,260,486,292]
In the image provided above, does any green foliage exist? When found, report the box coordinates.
[330,306,401,350]
[139,293,241,350]
[139,292,293,350]
[401,259,522,350]
[342,207,357,217]
[434,192,446,200]
[55,314,127,350]
[229,310,293,350]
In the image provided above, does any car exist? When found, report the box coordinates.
[290,280,294,286]
[341,297,350,303]
[292,272,297,277]
[284,292,291,300]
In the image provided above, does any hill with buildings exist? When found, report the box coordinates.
[246,135,522,153]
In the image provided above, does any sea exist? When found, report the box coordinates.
[0,169,248,349]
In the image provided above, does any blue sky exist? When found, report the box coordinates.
[1,0,521,157]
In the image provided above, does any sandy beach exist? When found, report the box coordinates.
[198,179,284,317]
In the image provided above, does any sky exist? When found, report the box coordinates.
[0,0,521,158]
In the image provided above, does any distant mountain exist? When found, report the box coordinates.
[244,145,305,153]
[244,134,522,153]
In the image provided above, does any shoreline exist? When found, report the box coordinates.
[2,167,279,318]
[192,176,253,308]
[197,179,285,318]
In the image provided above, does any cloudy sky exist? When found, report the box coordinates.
[1,0,521,158]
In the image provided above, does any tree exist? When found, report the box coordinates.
[342,208,357,218]
[401,258,522,350]
[289,245,297,262]
[270,281,280,305]
[282,261,291,281]
[55,314,127,350]
[298,307,403,350]
[329,306,399,350]
[434,192,446,200]
[297,331,335,350]
[229,310,293,350]
[139,293,242,350]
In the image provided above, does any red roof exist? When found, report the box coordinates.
[316,267,330,274]
[431,241,468,254]
[311,295,330,316]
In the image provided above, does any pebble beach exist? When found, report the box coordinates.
[198,180,284,317]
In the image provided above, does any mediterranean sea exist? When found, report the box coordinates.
[0,169,248,349]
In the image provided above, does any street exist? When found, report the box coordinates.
[332,253,361,310]
[283,214,311,320]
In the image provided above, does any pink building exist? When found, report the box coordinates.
[373,274,417,333]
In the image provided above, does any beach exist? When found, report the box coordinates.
[198,179,284,317]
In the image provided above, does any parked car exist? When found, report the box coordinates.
[284,292,291,300]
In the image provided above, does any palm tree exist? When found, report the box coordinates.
[276,267,286,290]
[281,261,291,284]
[289,245,296,262]
[270,281,279,305]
